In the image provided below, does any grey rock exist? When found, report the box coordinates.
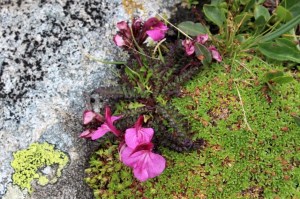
[0,0,180,198]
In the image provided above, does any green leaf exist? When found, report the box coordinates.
[244,0,255,11]
[293,116,300,127]
[264,70,284,81]
[275,38,298,48]
[272,76,294,84]
[258,41,300,63]
[177,21,207,36]
[125,66,140,81]
[240,0,251,5]
[275,6,293,22]
[128,102,145,110]
[211,0,224,5]
[254,5,270,21]
[280,0,300,17]
[254,16,268,30]
[234,12,252,26]
[203,4,226,29]
[195,43,212,66]
[259,14,300,43]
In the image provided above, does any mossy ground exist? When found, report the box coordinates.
[87,56,300,198]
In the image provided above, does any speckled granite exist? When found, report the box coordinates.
[0,0,180,198]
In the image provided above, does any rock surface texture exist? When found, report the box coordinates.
[0,0,179,198]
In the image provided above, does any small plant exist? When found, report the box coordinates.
[178,0,300,62]
[84,141,134,199]
[81,107,166,182]
[81,16,220,183]
[263,69,294,92]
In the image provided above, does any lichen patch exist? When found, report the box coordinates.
[11,142,69,193]
[122,0,144,15]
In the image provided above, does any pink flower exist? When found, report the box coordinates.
[144,17,168,41]
[121,142,166,182]
[125,116,154,149]
[113,34,125,47]
[80,107,122,140]
[83,110,103,125]
[90,107,123,140]
[113,21,132,47]
[116,21,131,38]
[182,39,195,55]
[132,18,142,36]
[196,34,209,44]
[208,46,222,62]
[79,129,95,138]
[79,110,104,138]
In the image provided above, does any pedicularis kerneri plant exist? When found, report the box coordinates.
[81,16,221,182]
[80,107,165,181]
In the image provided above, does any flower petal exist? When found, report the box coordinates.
[209,46,222,62]
[83,110,103,124]
[132,151,166,182]
[104,107,122,136]
[139,128,154,143]
[146,28,168,41]
[111,115,123,123]
[146,152,166,178]
[196,34,209,44]
[125,116,154,148]
[121,143,166,182]
[117,21,131,38]
[113,34,125,47]
[182,39,195,55]
[117,21,129,31]
[125,128,139,149]
[90,124,110,140]
[121,146,136,167]
[125,128,154,149]
[144,18,168,41]
[83,111,96,125]
[133,166,149,182]
[79,129,93,138]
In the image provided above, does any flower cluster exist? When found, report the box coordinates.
[113,17,168,48]
[182,34,222,62]
[80,108,166,182]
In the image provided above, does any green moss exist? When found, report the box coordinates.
[85,141,136,199]
[11,142,69,193]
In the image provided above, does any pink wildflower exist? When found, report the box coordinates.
[90,107,122,140]
[132,18,142,36]
[196,34,209,44]
[121,142,166,182]
[116,21,131,38]
[79,129,95,139]
[144,17,168,41]
[113,34,125,47]
[125,116,154,149]
[113,21,132,47]
[182,39,195,55]
[79,110,104,138]
[80,107,122,140]
[83,110,103,125]
[208,46,222,62]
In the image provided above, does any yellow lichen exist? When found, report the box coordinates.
[122,0,144,15]
[11,142,69,193]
